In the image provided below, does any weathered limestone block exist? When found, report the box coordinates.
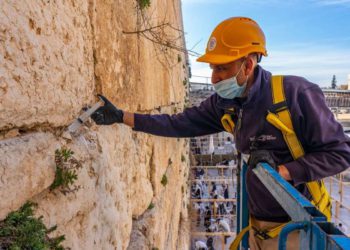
[0,132,59,220]
[0,0,94,130]
[92,0,186,112]
[0,0,189,248]
[30,126,152,249]
[127,132,190,249]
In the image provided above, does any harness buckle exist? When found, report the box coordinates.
[252,226,272,240]
[269,101,288,114]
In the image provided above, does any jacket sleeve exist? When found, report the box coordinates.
[133,95,225,138]
[284,86,350,185]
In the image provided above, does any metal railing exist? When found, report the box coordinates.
[190,75,211,84]
[189,160,237,250]
[236,162,350,250]
[188,155,350,249]
[190,134,235,155]
[325,172,350,236]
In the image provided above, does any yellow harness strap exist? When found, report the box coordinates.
[267,75,305,159]
[230,75,332,250]
[230,222,287,250]
[221,114,235,133]
[221,108,235,133]
[229,226,250,250]
[267,75,331,222]
[307,181,332,220]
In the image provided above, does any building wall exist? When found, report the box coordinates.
[0,1,190,249]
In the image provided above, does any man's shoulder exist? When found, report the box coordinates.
[283,75,322,94]
[282,75,320,92]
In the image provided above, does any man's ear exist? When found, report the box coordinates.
[244,56,255,76]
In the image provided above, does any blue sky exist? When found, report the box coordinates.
[181,0,350,87]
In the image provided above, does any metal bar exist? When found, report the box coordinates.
[340,174,344,205]
[221,235,225,250]
[189,214,236,219]
[331,199,350,212]
[252,163,326,222]
[191,232,236,237]
[278,222,308,250]
[329,176,350,186]
[307,222,350,250]
[330,176,333,198]
[191,165,235,169]
[235,160,249,250]
[252,163,350,250]
[190,198,236,202]
[329,235,350,249]
[236,155,242,250]
[190,178,234,183]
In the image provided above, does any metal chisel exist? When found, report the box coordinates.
[67,96,104,136]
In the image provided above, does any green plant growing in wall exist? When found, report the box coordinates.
[50,147,82,194]
[161,174,168,186]
[147,202,155,210]
[181,154,186,162]
[0,202,66,250]
[137,0,151,9]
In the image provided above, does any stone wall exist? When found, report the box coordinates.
[0,0,190,249]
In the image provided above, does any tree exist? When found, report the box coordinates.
[331,75,337,89]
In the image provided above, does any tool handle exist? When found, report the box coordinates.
[78,98,104,123]
[67,96,105,134]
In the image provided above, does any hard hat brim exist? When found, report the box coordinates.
[196,54,242,64]
[197,51,267,64]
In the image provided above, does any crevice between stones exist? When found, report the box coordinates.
[0,123,67,141]
[88,0,102,96]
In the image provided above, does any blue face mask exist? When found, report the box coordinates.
[213,63,247,99]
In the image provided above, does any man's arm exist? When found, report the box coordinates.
[283,86,350,185]
[132,95,225,137]
[92,94,225,138]
[123,111,135,128]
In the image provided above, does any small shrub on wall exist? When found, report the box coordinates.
[0,202,66,249]
[50,147,82,194]
[137,0,151,9]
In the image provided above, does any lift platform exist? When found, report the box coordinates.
[235,162,350,250]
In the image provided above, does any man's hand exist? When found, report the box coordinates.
[248,150,276,169]
[91,95,124,125]
[278,165,292,181]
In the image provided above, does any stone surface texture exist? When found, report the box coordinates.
[0,0,190,249]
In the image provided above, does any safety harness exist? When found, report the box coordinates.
[225,75,332,249]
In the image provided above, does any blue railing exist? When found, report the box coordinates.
[236,162,350,250]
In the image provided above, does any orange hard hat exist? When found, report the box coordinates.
[197,17,267,64]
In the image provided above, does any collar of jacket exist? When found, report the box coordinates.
[215,65,271,110]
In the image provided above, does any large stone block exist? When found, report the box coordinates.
[0,132,59,220]
[91,0,187,112]
[0,0,94,130]
[0,0,189,248]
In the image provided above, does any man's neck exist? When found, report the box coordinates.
[242,66,258,97]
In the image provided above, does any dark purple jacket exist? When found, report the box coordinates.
[134,66,350,222]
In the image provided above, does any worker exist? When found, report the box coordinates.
[91,17,350,249]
